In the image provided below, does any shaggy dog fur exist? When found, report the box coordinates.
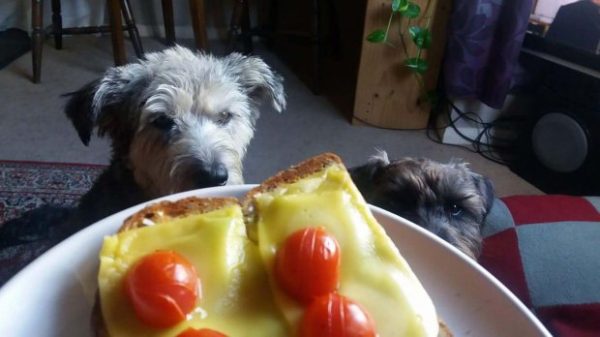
[351,151,495,258]
[0,46,285,282]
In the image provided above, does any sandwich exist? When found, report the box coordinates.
[93,153,452,337]
[93,197,288,336]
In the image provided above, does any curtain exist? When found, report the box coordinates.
[443,0,534,109]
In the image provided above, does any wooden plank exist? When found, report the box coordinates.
[353,0,451,129]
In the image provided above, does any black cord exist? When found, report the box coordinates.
[426,96,526,166]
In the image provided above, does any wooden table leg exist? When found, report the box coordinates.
[51,0,62,49]
[108,0,126,65]
[161,0,176,45]
[31,0,44,83]
[189,0,209,51]
[240,0,253,53]
[312,0,321,94]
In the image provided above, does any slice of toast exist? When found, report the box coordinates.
[94,196,290,337]
[92,196,239,337]
[242,153,452,337]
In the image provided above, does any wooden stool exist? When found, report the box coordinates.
[31,0,144,83]
[161,0,209,51]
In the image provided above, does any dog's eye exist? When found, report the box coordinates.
[150,115,175,131]
[446,204,463,217]
[216,111,233,125]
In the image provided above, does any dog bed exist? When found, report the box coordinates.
[481,195,600,337]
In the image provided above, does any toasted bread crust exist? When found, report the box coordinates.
[120,197,239,233]
[242,153,343,225]
[245,152,342,200]
[92,196,239,337]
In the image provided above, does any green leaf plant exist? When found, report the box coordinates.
[367,0,436,106]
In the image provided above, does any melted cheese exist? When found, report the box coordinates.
[253,164,440,337]
[98,205,288,337]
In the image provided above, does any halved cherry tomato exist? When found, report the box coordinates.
[300,293,377,337]
[275,227,340,304]
[124,250,200,328]
[177,328,228,337]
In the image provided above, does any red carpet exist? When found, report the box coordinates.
[0,161,105,224]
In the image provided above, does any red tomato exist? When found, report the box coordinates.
[177,328,228,337]
[300,293,377,337]
[275,227,340,304]
[124,250,200,328]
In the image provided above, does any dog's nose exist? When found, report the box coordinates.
[211,163,229,185]
[194,163,228,187]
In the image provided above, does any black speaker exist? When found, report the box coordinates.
[510,64,600,195]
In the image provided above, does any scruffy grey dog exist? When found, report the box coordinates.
[350,151,495,259]
[0,46,285,282]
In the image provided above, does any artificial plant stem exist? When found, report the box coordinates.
[384,11,395,41]
[398,17,410,58]
[416,73,424,88]
[423,0,433,19]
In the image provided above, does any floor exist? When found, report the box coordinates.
[0,36,541,197]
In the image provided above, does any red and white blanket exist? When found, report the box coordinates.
[480,195,600,337]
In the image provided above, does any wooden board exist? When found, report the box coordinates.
[353,0,451,129]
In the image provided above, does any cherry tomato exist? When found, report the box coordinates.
[275,227,340,304]
[124,250,200,328]
[177,328,228,337]
[300,293,377,337]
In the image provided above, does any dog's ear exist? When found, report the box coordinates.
[64,64,151,146]
[349,150,390,190]
[450,159,495,215]
[472,174,495,215]
[225,53,287,113]
[64,80,99,146]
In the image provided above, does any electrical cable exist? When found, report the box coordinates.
[427,96,527,166]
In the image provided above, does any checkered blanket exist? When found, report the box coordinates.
[480,195,600,337]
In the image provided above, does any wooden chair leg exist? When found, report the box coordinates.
[120,0,144,58]
[228,0,253,53]
[189,0,209,51]
[228,0,243,51]
[107,0,126,65]
[311,0,322,94]
[266,0,279,48]
[161,0,176,45]
[240,0,253,53]
[51,0,62,49]
[31,0,44,83]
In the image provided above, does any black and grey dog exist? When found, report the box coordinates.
[350,151,495,259]
[0,46,285,282]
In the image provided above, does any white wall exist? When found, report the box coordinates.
[532,0,580,23]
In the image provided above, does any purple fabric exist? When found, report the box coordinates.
[443,0,533,108]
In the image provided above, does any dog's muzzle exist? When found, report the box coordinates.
[192,162,229,188]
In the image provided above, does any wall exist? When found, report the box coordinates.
[532,0,579,23]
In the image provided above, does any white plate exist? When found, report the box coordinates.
[0,185,552,337]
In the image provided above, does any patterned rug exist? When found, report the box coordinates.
[0,161,106,224]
